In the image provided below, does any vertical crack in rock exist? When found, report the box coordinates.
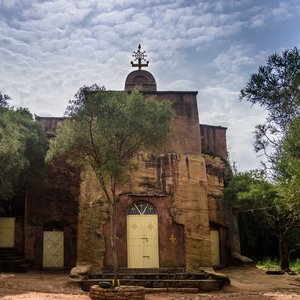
[185,155,190,179]
[156,155,161,188]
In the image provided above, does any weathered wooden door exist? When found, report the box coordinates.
[210,229,220,265]
[127,201,159,268]
[0,217,15,248]
[43,231,64,268]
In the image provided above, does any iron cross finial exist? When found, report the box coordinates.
[131,44,149,70]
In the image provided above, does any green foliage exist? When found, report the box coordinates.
[224,170,277,209]
[240,47,300,130]
[291,259,300,274]
[65,83,105,117]
[225,169,300,268]
[46,86,173,280]
[239,48,300,269]
[0,100,47,211]
[225,171,278,260]
[240,48,300,171]
[257,258,300,274]
[256,258,280,269]
[0,92,10,108]
[46,87,174,198]
[276,117,300,222]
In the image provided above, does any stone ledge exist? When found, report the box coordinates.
[90,285,145,300]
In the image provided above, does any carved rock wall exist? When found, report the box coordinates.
[76,168,109,271]
[76,152,212,272]
[204,155,230,226]
[24,162,80,267]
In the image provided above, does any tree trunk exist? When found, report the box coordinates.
[110,199,118,286]
[278,233,289,271]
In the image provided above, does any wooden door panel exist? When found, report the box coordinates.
[43,231,64,268]
[210,230,220,265]
[127,214,159,268]
[0,217,15,248]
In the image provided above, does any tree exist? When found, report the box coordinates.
[46,87,173,283]
[275,117,300,268]
[240,47,300,170]
[0,92,10,108]
[238,48,300,270]
[224,170,299,270]
[0,93,47,213]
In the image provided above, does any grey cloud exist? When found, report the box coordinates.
[0,0,298,171]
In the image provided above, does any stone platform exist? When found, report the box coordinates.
[90,285,145,300]
[81,271,230,293]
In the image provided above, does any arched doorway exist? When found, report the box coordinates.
[127,201,159,268]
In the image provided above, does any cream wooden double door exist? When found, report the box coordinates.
[0,217,15,248]
[210,229,220,265]
[43,231,64,268]
[127,202,159,268]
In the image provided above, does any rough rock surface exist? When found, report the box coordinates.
[74,152,230,271]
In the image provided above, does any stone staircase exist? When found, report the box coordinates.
[0,248,32,273]
[81,270,230,292]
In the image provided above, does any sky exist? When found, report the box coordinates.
[1,0,300,171]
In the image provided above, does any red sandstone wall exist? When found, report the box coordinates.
[76,152,212,272]
[143,92,202,154]
[103,194,185,269]
[200,124,227,160]
[24,161,80,268]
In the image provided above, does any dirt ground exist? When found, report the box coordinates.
[0,266,299,299]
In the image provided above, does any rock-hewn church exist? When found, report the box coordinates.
[0,45,241,274]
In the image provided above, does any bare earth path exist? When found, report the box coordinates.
[0,266,299,299]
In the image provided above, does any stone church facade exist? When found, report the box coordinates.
[3,48,239,273]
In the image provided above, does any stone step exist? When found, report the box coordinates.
[0,255,24,261]
[0,249,32,273]
[88,272,210,280]
[101,267,186,274]
[82,278,221,292]
[0,259,32,273]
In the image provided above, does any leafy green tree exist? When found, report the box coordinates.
[240,47,300,169]
[225,170,297,269]
[0,93,47,213]
[275,117,300,267]
[46,87,173,282]
[238,48,300,270]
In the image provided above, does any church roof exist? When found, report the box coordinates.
[125,70,157,91]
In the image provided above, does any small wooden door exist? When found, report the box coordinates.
[43,231,64,268]
[0,217,15,248]
[210,229,220,265]
[127,201,159,268]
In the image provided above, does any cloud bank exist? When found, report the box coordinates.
[1,0,299,170]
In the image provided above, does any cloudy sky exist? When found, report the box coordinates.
[1,0,300,171]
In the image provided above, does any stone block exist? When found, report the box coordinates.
[70,264,92,281]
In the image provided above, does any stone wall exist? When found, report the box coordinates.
[76,152,212,272]
[14,217,24,255]
[24,161,80,268]
[204,154,231,265]
[204,155,230,226]
[143,91,202,154]
[200,124,227,160]
[90,285,145,300]
[76,167,109,271]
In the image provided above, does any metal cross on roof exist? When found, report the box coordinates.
[131,44,149,70]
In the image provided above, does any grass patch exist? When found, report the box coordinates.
[290,259,300,274]
[256,258,300,274]
[256,258,279,270]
